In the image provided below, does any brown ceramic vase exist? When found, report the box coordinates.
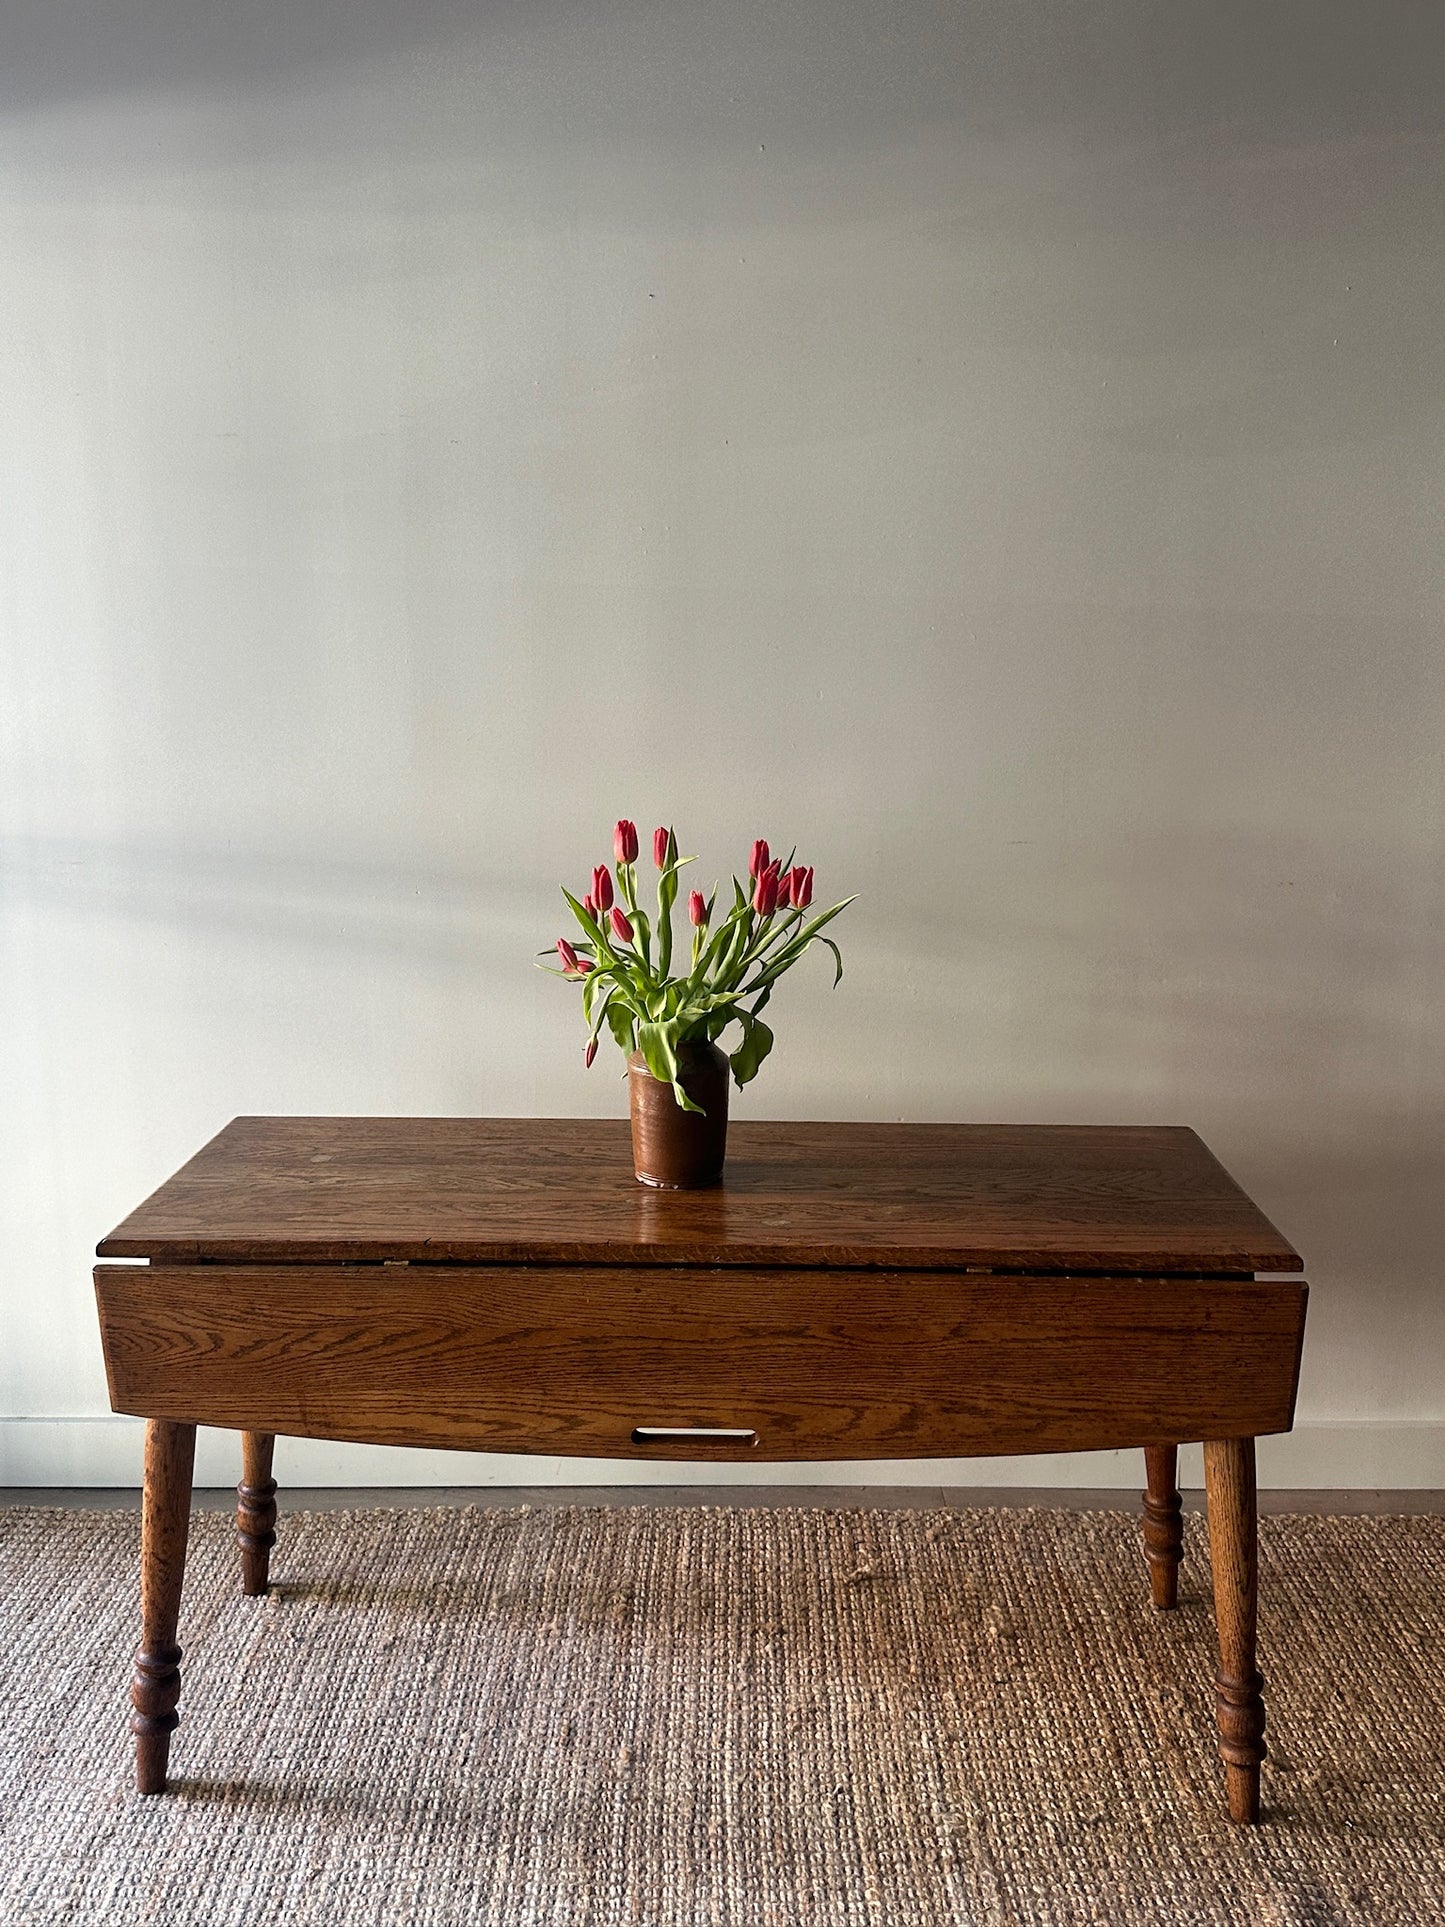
[627,1040,729,1188]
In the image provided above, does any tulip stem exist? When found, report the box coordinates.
[617,861,657,979]
[730,908,802,986]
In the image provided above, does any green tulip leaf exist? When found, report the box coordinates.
[638,1018,703,1114]
[728,1013,774,1089]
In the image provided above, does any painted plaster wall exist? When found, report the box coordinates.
[3,1,1441,1483]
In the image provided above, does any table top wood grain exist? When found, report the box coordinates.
[97,1116,1301,1274]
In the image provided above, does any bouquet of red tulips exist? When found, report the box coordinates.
[542,819,854,1112]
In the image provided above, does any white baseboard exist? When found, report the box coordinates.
[1,1417,1441,1489]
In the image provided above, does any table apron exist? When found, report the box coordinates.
[94,1264,1308,1462]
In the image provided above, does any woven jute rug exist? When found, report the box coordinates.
[1,1503,1441,1926]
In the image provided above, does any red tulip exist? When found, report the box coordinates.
[614,819,639,864]
[556,938,579,973]
[584,1038,598,1068]
[688,890,707,928]
[583,893,597,921]
[789,865,812,910]
[748,838,770,880]
[753,860,781,917]
[577,957,595,974]
[591,865,614,914]
[653,825,672,868]
[611,906,634,944]
[775,869,793,909]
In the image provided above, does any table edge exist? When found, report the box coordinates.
[94,1235,1305,1271]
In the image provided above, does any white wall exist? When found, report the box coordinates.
[3,1,1442,1487]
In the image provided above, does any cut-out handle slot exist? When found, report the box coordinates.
[631,1426,759,1447]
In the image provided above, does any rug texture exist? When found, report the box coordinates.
[0,1502,1441,1927]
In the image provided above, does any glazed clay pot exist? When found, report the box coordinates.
[627,1040,729,1188]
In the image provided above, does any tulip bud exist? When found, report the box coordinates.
[775,869,793,909]
[653,825,672,868]
[753,861,781,917]
[794,865,814,910]
[614,819,639,865]
[592,865,614,913]
[688,890,707,928]
[577,957,595,974]
[556,938,579,973]
[583,893,596,921]
[584,1038,598,1068]
[611,906,634,944]
[748,838,770,880]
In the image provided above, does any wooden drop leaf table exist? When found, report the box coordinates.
[94,1117,1306,1823]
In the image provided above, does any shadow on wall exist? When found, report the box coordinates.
[0,0,490,109]
[7,818,1442,1142]
[3,0,1441,154]
[845,823,1439,1097]
[0,829,524,967]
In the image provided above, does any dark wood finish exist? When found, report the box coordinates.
[96,1117,1302,1274]
[131,1419,196,1795]
[94,1263,1307,1461]
[1204,1437,1266,1824]
[236,1432,277,1596]
[1142,1444,1184,1610]
[95,1116,1306,1821]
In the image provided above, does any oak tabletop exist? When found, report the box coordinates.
[97,1116,1302,1274]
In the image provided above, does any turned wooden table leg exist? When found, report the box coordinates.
[237,1432,278,1597]
[132,1419,196,1795]
[1142,1444,1183,1610]
[1203,1436,1266,1824]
